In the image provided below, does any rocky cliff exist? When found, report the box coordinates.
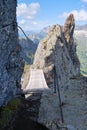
[0,0,24,106]
[32,14,80,88]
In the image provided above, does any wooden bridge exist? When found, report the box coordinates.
[24,69,50,94]
[23,68,64,123]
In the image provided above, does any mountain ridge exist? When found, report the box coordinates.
[32,14,80,89]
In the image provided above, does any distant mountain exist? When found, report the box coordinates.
[75,24,87,31]
[28,25,87,44]
[28,33,40,45]
[18,27,50,64]
[28,26,50,45]
[40,26,50,34]
[19,38,37,64]
[74,24,87,38]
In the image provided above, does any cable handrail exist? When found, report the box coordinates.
[17,25,30,41]
[0,22,16,30]
[53,66,64,123]
[0,22,30,42]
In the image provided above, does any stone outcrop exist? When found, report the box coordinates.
[0,0,24,106]
[64,14,75,44]
[64,14,80,73]
[32,14,80,89]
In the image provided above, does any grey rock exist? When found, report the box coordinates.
[66,125,76,130]
[0,0,24,106]
[63,14,80,75]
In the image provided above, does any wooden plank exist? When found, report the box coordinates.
[24,69,49,93]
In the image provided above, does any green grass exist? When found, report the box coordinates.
[0,98,21,129]
[24,64,30,73]
[76,35,87,74]
[77,48,87,74]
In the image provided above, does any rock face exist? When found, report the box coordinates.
[0,0,24,106]
[32,14,80,89]
[64,14,75,44]
[64,14,80,73]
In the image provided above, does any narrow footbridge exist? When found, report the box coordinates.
[24,69,50,94]
[23,68,64,124]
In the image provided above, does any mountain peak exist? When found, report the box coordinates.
[64,13,75,44]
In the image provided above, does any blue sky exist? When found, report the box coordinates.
[17,0,87,32]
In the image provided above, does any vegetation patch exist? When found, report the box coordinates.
[24,64,30,73]
[44,41,47,50]
[76,34,87,74]
[0,98,21,130]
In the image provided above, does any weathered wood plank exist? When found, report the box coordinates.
[24,69,49,94]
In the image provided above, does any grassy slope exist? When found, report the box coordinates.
[76,34,87,74]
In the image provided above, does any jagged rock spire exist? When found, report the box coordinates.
[64,13,75,45]
[64,14,80,73]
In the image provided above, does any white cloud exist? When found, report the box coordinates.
[17,2,40,19]
[32,21,38,25]
[17,2,41,31]
[18,18,50,31]
[20,19,26,24]
[81,0,87,2]
[60,9,87,21]
[17,2,50,32]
